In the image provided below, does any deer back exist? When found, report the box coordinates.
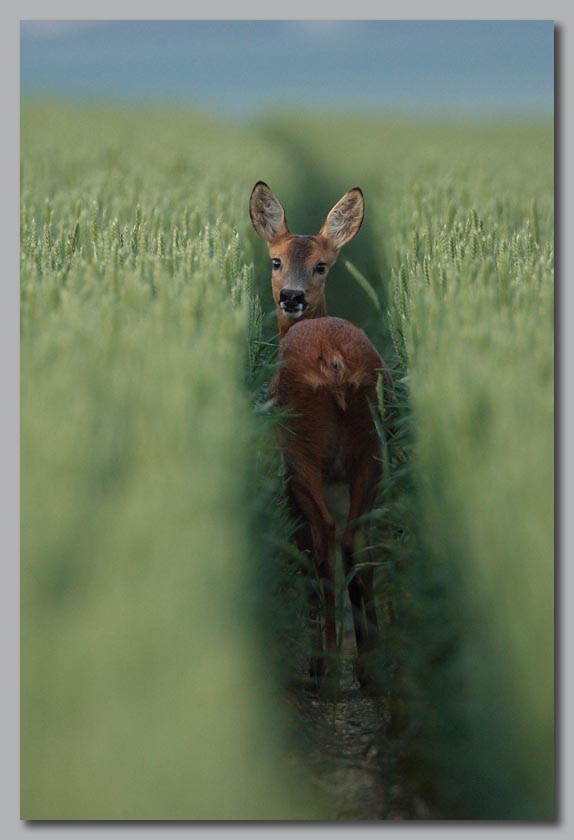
[274,317,383,470]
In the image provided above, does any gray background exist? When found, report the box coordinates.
[7,2,567,837]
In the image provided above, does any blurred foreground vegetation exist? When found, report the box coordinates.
[21,101,553,820]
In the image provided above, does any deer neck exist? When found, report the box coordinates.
[277,294,328,341]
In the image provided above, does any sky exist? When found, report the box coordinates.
[20,20,554,119]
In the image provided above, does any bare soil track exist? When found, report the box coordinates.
[291,633,419,821]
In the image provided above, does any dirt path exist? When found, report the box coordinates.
[291,630,415,821]
[301,659,387,819]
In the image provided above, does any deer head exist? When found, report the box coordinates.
[250,181,364,337]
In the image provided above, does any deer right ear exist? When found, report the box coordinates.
[250,182,289,243]
[320,188,364,250]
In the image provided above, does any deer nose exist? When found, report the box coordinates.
[279,289,306,307]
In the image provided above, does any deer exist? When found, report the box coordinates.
[250,181,393,689]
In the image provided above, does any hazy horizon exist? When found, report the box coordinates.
[20,20,554,120]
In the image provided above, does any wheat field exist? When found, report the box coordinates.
[21,101,553,820]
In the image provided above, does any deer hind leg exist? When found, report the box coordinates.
[287,472,338,686]
[341,449,381,685]
[286,488,323,684]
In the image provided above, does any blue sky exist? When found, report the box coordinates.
[20,20,554,118]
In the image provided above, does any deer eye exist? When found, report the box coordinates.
[272,258,281,271]
[315,262,327,275]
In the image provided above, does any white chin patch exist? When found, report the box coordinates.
[280,304,304,319]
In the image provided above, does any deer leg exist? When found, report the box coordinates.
[287,489,323,683]
[341,450,381,683]
[362,564,378,650]
[341,531,368,657]
[287,474,337,686]
[314,512,337,663]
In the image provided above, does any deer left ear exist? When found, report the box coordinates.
[250,181,290,243]
[319,188,364,250]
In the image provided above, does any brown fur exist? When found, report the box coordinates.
[274,318,385,686]
[250,182,364,340]
[269,233,336,336]
[250,182,387,688]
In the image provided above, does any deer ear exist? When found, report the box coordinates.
[319,188,364,249]
[250,181,289,243]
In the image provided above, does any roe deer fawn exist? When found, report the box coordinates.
[250,181,392,688]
